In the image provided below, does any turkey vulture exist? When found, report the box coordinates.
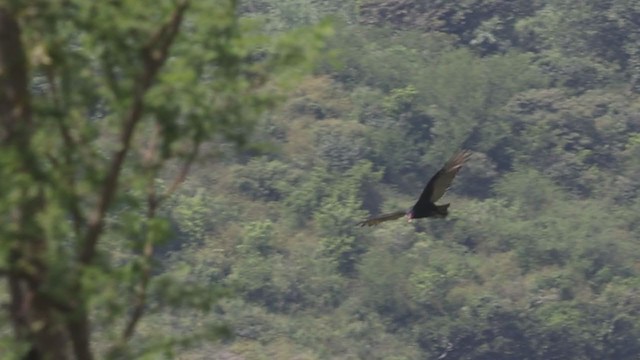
[357,150,471,226]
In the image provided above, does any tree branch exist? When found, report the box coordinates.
[0,7,30,142]
[2,7,73,359]
[1,5,33,343]
[71,4,189,357]
[121,131,201,341]
[122,183,158,341]
[160,142,201,202]
[79,0,190,264]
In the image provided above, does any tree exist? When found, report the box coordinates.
[0,1,329,358]
[515,0,640,92]
[359,0,541,54]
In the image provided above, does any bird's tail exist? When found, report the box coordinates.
[435,204,450,217]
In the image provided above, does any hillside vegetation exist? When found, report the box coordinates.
[170,1,640,359]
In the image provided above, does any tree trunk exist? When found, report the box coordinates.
[1,7,77,359]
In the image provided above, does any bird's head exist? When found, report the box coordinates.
[406,210,414,223]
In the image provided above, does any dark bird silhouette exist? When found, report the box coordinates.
[357,150,471,226]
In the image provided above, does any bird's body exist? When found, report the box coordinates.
[410,202,449,219]
[357,150,471,226]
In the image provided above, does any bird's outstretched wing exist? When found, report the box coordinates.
[357,211,406,227]
[415,150,471,206]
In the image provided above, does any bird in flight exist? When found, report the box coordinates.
[357,150,471,226]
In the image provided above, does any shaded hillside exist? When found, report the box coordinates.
[158,1,640,359]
